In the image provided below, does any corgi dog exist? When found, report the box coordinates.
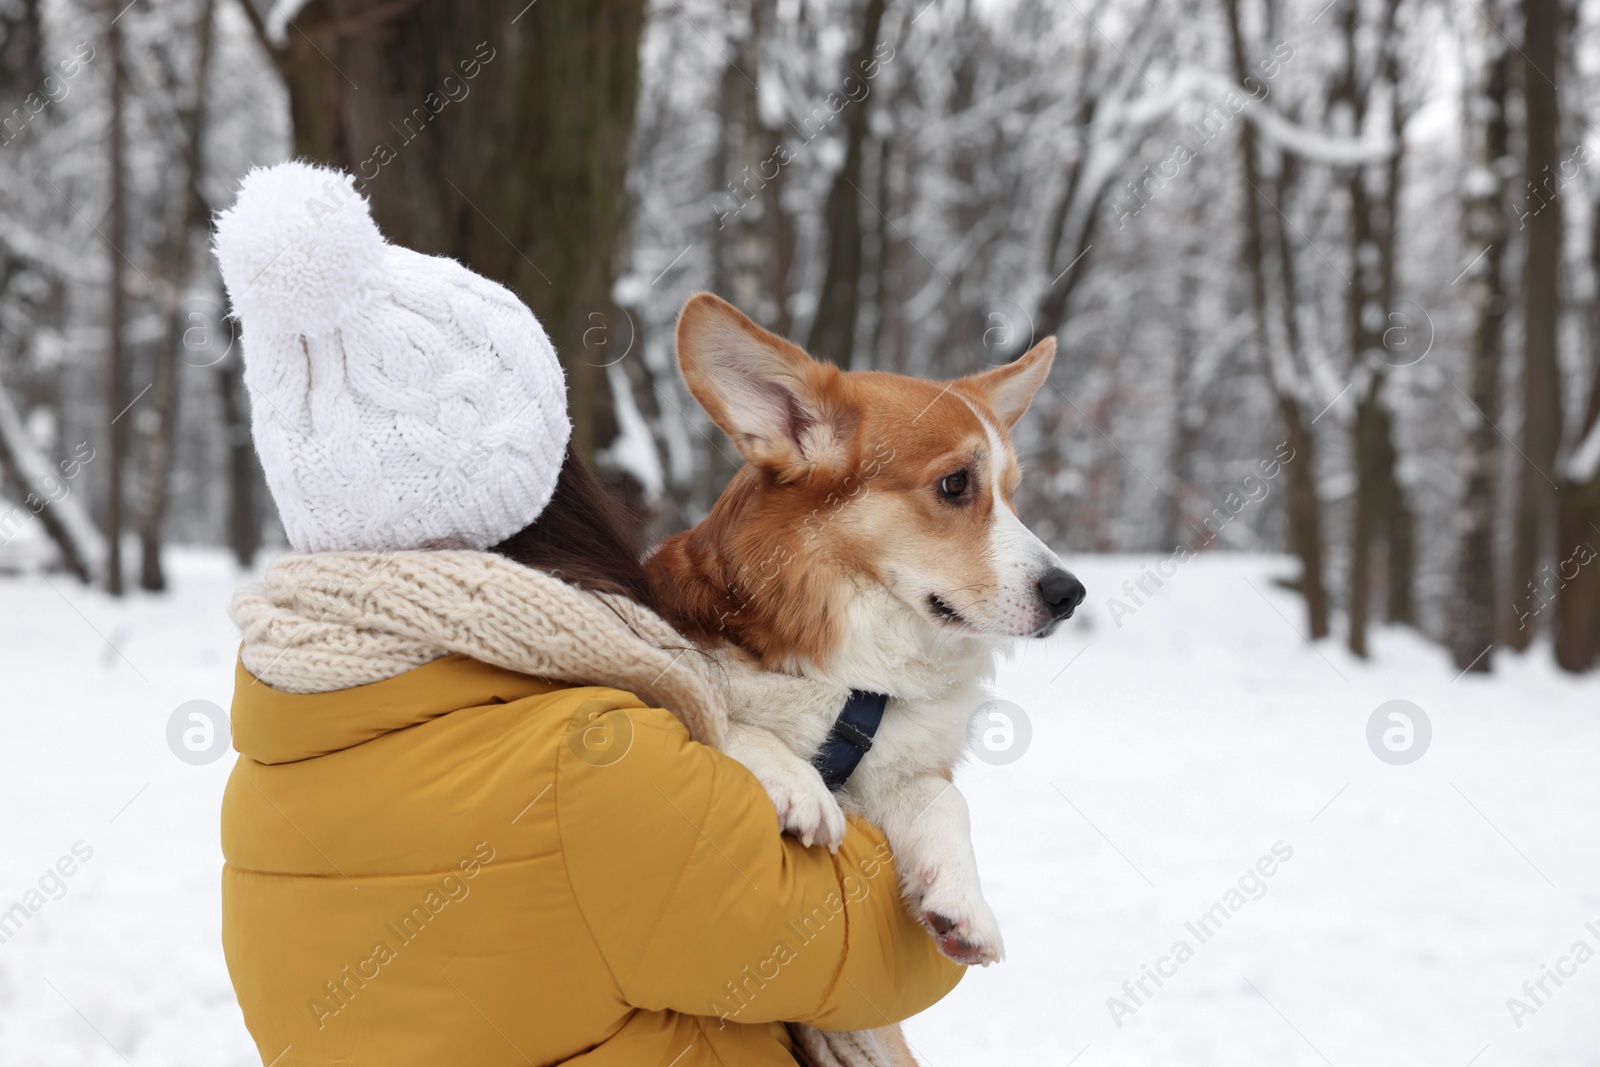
[645,293,1084,976]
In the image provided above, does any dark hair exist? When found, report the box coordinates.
[489,446,658,608]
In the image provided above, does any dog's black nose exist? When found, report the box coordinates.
[1038,568,1086,621]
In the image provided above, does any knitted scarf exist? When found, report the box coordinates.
[230,550,729,748]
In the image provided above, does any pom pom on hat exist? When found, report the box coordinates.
[214,161,387,337]
[214,160,572,554]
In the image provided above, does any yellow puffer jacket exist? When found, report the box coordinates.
[222,653,962,1065]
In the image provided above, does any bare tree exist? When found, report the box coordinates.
[136,0,219,591]
[1552,180,1600,671]
[0,0,43,100]
[215,353,261,568]
[1223,0,1329,638]
[1165,245,1202,550]
[1030,0,1173,347]
[1448,30,1509,674]
[804,0,887,367]
[1339,0,1417,657]
[104,0,129,595]
[721,0,798,337]
[1553,351,1600,671]
[241,0,648,464]
[1508,0,1563,649]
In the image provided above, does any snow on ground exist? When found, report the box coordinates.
[0,549,1596,1066]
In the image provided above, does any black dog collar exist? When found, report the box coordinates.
[812,690,889,792]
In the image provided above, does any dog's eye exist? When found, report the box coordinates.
[939,470,970,500]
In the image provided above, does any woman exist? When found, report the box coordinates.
[215,162,961,1066]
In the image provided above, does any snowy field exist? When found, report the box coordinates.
[0,549,1596,1066]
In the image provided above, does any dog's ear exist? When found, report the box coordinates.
[956,337,1055,429]
[675,293,847,476]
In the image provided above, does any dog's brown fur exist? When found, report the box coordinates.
[647,292,1053,671]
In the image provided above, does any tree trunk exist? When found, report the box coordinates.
[1553,196,1600,671]
[1339,0,1411,657]
[137,0,219,591]
[804,0,886,367]
[1223,0,1328,639]
[863,127,893,369]
[1032,95,1105,349]
[1279,394,1329,636]
[1339,0,1373,657]
[1449,44,1509,674]
[708,29,745,304]
[1265,156,1331,639]
[1376,15,1416,628]
[104,0,129,596]
[691,5,777,527]
[1552,471,1600,670]
[725,0,795,337]
[1349,392,1414,638]
[216,356,261,568]
[246,0,647,466]
[1381,403,1416,624]
[1349,392,1380,655]
[1165,258,1199,550]
[1508,0,1563,649]
[0,0,44,103]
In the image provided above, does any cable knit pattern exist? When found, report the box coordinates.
[233,550,732,751]
[230,551,730,749]
[213,161,570,553]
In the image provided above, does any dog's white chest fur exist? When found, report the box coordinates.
[716,585,1006,965]
[731,586,996,785]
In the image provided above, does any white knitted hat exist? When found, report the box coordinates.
[213,160,571,553]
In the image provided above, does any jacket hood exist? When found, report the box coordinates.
[230,653,559,764]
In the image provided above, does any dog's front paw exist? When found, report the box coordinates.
[912,867,1004,966]
[747,753,847,852]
